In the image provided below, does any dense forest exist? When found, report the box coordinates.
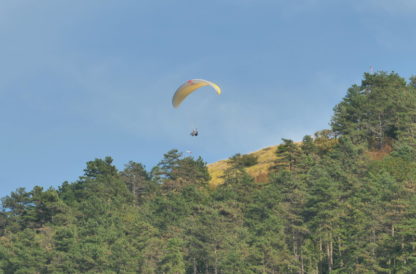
[1,72,416,273]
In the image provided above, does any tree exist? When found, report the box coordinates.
[171,156,211,188]
[228,153,258,169]
[1,188,32,230]
[158,238,186,274]
[301,135,317,156]
[271,138,301,172]
[153,150,210,192]
[152,149,182,182]
[82,156,118,180]
[331,72,414,149]
[121,161,155,204]
[271,171,309,273]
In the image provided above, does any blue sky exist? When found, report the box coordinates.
[1,0,416,197]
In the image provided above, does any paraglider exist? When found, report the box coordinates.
[172,79,221,136]
[172,79,221,108]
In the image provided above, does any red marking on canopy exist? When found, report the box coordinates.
[187,80,193,84]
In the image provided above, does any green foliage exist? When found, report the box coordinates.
[121,161,156,205]
[228,153,258,169]
[301,135,317,155]
[158,238,186,274]
[152,149,183,182]
[272,138,302,172]
[153,150,210,192]
[332,72,416,149]
[83,156,118,179]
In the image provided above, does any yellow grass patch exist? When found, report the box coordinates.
[366,144,392,160]
[207,145,280,187]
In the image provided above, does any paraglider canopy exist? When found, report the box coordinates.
[172,79,221,108]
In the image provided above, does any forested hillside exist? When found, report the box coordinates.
[1,72,416,273]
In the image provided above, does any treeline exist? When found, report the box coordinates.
[1,72,416,273]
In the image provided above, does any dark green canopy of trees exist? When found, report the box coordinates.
[1,72,416,273]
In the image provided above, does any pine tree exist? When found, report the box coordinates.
[121,161,154,204]
[332,72,413,149]
[158,238,186,274]
[271,138,301,172]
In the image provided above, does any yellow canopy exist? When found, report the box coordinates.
[172,79,221,108]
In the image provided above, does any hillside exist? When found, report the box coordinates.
[208,145,279,186]
[1,72,416,273]
[207,142,393,187]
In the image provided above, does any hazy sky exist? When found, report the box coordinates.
[1,0,416,197]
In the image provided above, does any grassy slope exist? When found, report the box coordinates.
[207,141,391,186]
[207,145,280,186]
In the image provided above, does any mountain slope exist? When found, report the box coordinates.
[207,145,280,186]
